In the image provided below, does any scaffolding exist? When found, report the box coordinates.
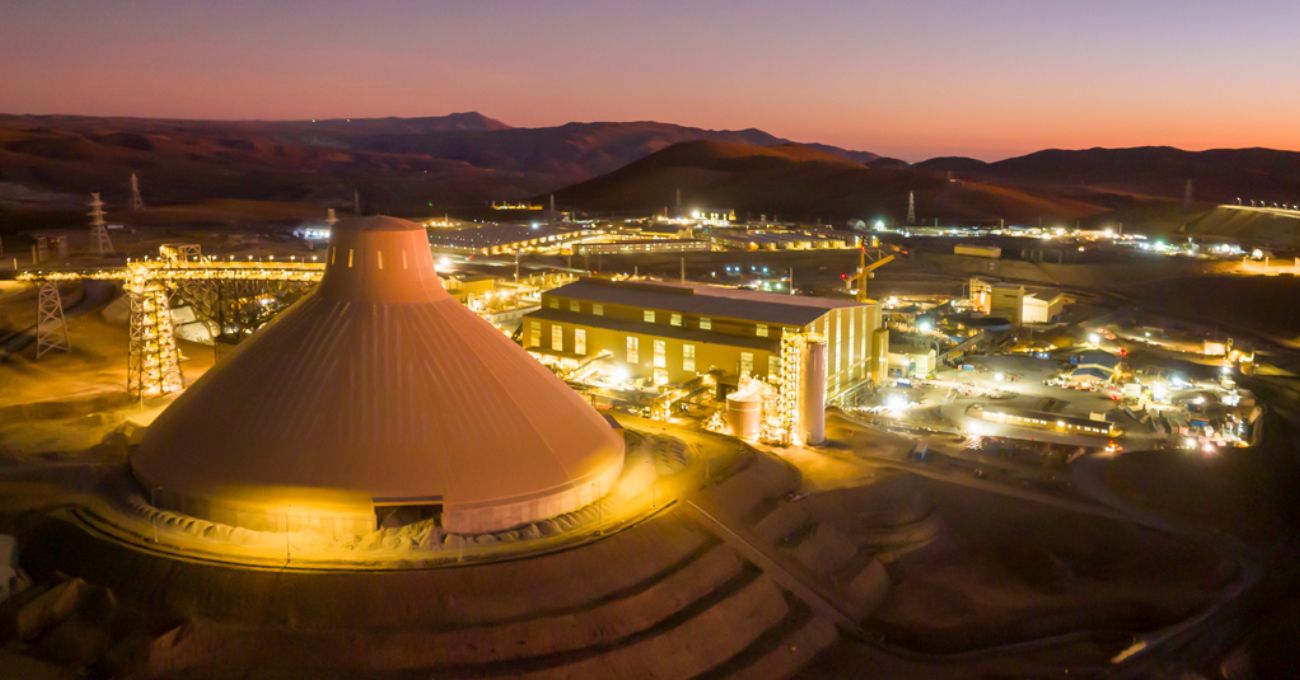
[35,282,71,359]
[776,332,805,446]
[126,267,183,398]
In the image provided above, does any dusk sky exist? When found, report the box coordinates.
[3,0,1298,160]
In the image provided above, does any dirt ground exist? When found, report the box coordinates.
[0,289,214,457]
[1103,414,1300,546]
[1123,274,1300,347]
[865,477,1231,654]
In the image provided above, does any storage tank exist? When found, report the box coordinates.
[726,388,762,440]
[800,337,827,445]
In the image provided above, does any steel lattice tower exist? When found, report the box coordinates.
[776,332,806,446]
[126,266,183,398]
[89,193,115,257]
[35,282,71,359]
[129,173,145,211]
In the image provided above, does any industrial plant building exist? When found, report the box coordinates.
[969,277,1067,325]
[705,227,859,251]
[522,278,880,396]
[131,216,625,535]
[573,238,711,256]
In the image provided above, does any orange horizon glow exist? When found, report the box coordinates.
[2,1,1298,161]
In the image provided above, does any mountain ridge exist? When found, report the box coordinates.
[1,112,1297,220]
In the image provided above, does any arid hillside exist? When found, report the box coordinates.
[552,140,1114,223]
[0,113,878,214]
[919,146,1300,205]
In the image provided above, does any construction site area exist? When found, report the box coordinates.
[0,196,1297,678]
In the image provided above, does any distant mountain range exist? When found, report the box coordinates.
[551,139,1120,223]
[0,112,877,214]
[1,112,1298,226]
[915,147,1300,205]
[555,142,1300,225]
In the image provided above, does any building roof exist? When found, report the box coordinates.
[1024,288,1065,303]
[547,278,862,326]
[1075,349,1120,369]
[132,215,624,533]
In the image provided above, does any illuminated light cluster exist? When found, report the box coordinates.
[125,266,184,398]
[979,408,1116,437]
[883,393,910,416]
[775,332,806,446]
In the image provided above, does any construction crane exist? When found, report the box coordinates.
[853,237,897,303]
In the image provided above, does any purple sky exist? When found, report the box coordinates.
[2,0,1298,160]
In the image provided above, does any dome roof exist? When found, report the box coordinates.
[132,215,624,534]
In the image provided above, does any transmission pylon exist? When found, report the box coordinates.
[126,266,183,398]
[906,191,916,226]
[89,193,115,257]
[35,282,71,359]
[129,173,145,211]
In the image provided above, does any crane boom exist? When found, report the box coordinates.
[855,246,894,303]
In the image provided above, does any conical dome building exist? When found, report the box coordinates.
[131,216,624,534]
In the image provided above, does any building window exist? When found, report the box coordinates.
[768,356,779,381]
[552,324,564,352]
[575,329,587,355]
[756,323,768,338]
[699,317,712,330]
[653,339,666,368]
[644,310,656,323]
[670,313,682,327]
[569,300,580,312]
[683,344,696,372]
[626,336,639,364]
[548,298,559,309]
[529,321,540,347]
[593,303,603,316]
[740,352,754,377]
